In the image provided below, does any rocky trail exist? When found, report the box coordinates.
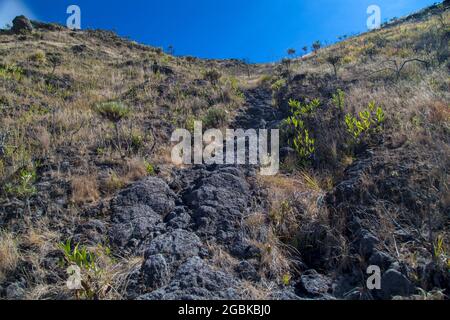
[73,84,298,299]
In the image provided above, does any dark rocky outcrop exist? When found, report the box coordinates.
[11,16,33,34]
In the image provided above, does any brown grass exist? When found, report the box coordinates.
[0,230,20,282]
[70,175,100,205]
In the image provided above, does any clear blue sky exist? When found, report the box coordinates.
[0,0,440,62]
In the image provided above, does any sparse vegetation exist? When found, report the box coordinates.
[0,3,449,300]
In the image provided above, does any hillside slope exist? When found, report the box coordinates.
[0,3,449,300]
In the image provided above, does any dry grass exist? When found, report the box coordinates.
[70,175,100,205]
[0,230,20,282]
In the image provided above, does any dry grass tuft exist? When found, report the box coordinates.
[71,175,100,205]
[0,230,21,282]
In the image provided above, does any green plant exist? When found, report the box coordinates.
[203,107,228,128]
[344,101,385,141]
[59,240,113,299]
[434,234,449,267]
[95,101,130,149]
[288,98,320,116]
[95,101,130,123]
[271,79,286,92]
[16,168,37,198]
[285,100,320,163]
[59,240,98,271]
[0,64,24,81]
[30,51,46,64]
[332,89,345,111]
[130,132,144,151]
[293,128,315,161]
[144,161,155,175]
[282,273,291,286]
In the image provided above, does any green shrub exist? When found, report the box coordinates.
[59,240,98,271]
[144,161,155,175]
[95,101,130,123]
[59,240,113,299]
[271,79,286,92]
[30,51,46,64]
[95,101,130,149]
[4,167,37,198]
[293,128,315,160]
[345,101,385,141]
[0,64,24,80]
[289,98,320,116]
[284,99,321,164]
[332,89,345,111]
[203,69,221,85]
[203,107,228,128]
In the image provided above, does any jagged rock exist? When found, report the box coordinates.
[184,168,251,243]
[138,257,240,300]
[112,177,176,216]
[369,250,395,271]
[358,230,379,259]
[297,270,332,297]
[72,44,87,54]
[142,254,170,289]
[165,206,191,229]
[270,290,302,300]
[73,219,107,245]
[144,229,205,265]
[379,269,414,299]
[31,21,64,31]
[5,282,25,299]
[230,238,261,259]
[110,204,165,251]
[12,16,33,34]
[235,261,260,282]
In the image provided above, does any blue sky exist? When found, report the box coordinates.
[0,0,440,62]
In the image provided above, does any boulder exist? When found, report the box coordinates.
[112,177,176,216]
[138,257,240,300]
[297,270,332,297]
[369,250,395,271]
[11,16,33,34]
[110,204,165,251]
[379,269,415,299]
[142,254,170,289]
[144,229,204,265]
[184,168,251,244]
[235,261,260,282]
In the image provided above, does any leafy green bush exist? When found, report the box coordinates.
[332,89,345,111]
[284,99,321,164]
[0,64,24,81]
[345,102,385,141]
[288,98,320,116]
[144,161,156,175]
[95,101,130,123]
[4,167,37,198]
[271,79,286,92]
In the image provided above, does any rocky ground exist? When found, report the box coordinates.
[0,4,449,300]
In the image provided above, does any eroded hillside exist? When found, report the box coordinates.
[0,3,449,300]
